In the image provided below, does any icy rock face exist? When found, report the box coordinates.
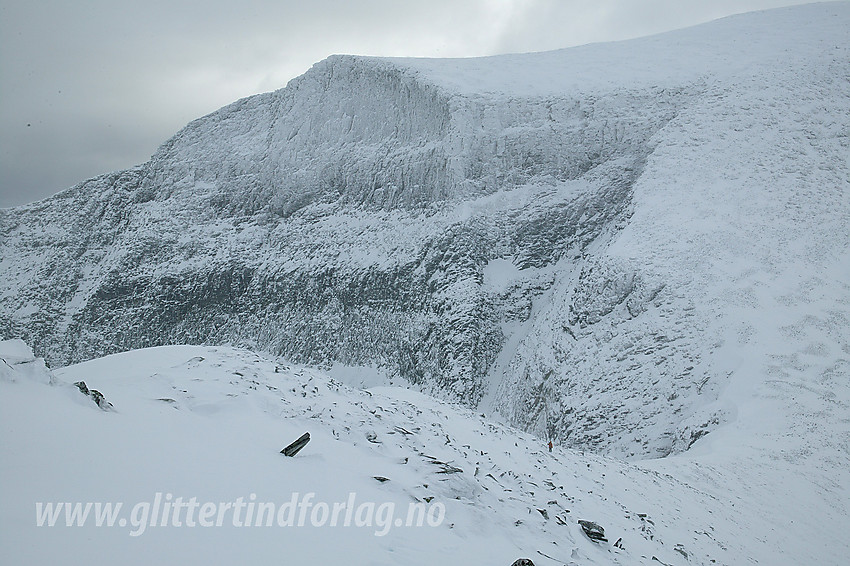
[0,53,670,410]
[488,257,717,458]
[2,4,849,458]
[140,55,676,216]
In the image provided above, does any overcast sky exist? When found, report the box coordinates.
[0,0,812,208]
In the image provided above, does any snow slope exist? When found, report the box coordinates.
[3,341,847,565]
[488,0,850,457]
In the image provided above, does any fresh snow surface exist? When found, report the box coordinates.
[1,339,849,565]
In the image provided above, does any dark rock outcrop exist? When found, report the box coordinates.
[73,380,113,411]
[578,519,608,543]
[281,432,311,457]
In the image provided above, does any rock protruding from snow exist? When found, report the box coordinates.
[578,520,608,543]
[280,432,311,457]
[72,380,114,411]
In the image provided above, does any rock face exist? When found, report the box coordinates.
[2,4,849,459]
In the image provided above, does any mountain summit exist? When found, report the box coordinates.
[1,2,849,461]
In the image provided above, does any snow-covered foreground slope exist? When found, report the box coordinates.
[2,3,849,460]
[2,341,849,565]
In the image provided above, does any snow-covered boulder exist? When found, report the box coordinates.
[0,339,55,385]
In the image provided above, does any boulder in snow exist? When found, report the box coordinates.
[578,519,608,543]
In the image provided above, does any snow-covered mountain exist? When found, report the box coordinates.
[2,1,849,466]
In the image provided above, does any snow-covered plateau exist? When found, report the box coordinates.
[1,3,849,564]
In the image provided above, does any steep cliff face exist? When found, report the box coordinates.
[2,3,849,459]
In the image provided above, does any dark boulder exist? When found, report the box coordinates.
[578,519,608,543]
[73,381,113,410]
[281,432,311,456]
